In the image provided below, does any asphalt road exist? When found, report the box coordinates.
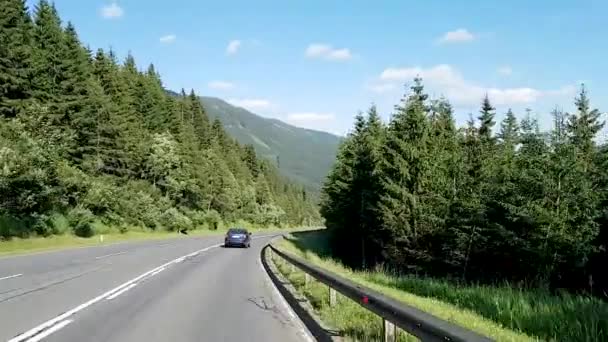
[0,234,311,342]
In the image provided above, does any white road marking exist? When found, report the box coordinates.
[106,283,138,300]
[258,238,315,342]
[149,267,166,277]
[95,251,127,259]
[24,320,72,342]
[0,273,23,281]
[8,242,223,342]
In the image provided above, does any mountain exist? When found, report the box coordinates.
[199,96,342,192]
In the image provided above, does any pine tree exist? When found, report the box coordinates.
[31,0,64,102]
[478,94,496,144]
[188,89,210,146]
[134,64,167,132]
[243,144,260,178]
[378,78,433,270]
[0,0,33,118]
[498,108,519,146]
[567,84,605,159]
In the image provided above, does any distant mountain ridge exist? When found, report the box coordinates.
[198,96,342,193]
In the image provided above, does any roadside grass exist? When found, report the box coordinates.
[0,224,318,257]
[274,231,608,342]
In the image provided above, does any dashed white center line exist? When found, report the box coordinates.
[25,319,72,342]
[0,273,23,281]
[106,283,138,300]
[95,251,127,260]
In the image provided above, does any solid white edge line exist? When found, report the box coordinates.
[0,273,23,281]
[24,319,72,342]
[258,238,315,342]
[8,242,223,342]
[95,251,127,259]
[148,267,166,277]
[106,283,138,300]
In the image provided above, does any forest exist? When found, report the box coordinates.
[0,0,319,239]
[321,77,608,296]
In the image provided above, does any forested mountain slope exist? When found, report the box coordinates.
[198,96,341,193]
[0,0,320,238]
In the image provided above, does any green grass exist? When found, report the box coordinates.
[273,231,608,342]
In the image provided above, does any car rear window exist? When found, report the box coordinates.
[228,229,247,234]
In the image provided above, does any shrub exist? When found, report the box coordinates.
[185,210,207,229]
[159,208,192,232]
[0,215,29,238]
[202,210,222,230]
[115,180,168,229]
[68,207,95,238]
[48,213,70,235]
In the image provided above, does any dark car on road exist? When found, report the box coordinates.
[224,228,251,248]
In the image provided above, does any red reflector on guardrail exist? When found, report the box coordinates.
[362,296,369,304]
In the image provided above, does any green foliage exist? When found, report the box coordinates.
[0,2,319,240]
[279,231,607,342]
[322,78,608,299]
[202,210,222,230]
[0,0,33,118]
[67,207,94,237]
[160,208,192,232]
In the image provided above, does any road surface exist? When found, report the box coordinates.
[0,234,310,341]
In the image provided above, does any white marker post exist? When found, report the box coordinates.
[100,234,104,243]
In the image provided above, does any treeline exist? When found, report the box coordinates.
[321,77,608,296]
[0,0,319,238]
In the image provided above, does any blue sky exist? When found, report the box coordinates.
[31,0,608,137]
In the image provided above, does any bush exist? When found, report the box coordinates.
[82,176,121,216]
[159,208,192,232]
[48,213,70,235]
[115,181,168,229]
[68,207,95,237]
[0,215,30,238]
[185,210,207,229]
[202,210,222,230]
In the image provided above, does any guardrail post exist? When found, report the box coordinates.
[290,263,295,273]
[329,287,337,307]
[304,273,310,288]
[383,319,396,342]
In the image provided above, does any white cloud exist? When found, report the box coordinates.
[100,2,124,19]
[226,40,241,55]
[378,64,573,106]
[286,112,337,132]
[227,98,274,111]
[438,29,475,44]
[159,34,176,44]
[207,81,235,90]
[497,66,513,76]
[287,112,335,123]
[305,43,352,61]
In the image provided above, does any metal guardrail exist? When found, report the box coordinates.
[267,244,494,342]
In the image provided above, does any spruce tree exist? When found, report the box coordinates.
[0,0,33,118]
[498,108,519,146]
[478,94,496,144]
[378,77,432,270]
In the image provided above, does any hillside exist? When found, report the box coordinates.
[199,96,342,192]
[0,1,320,239]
